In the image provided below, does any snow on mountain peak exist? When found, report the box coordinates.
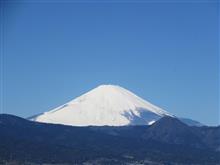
[30,84,173,126]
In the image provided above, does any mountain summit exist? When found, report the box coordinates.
[30,85,174,126]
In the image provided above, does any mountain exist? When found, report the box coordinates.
[29,84,201,126]
[179,117,204,126]
[142,117,206,148]
[0,114,219,165]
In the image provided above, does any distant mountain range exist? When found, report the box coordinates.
[0,114,219,165]
[1,85,217,164]
[29,84,203,127]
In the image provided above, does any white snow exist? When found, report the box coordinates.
[148,120,156,125]
[31,85,173,126]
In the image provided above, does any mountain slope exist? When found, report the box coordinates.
[179,117,204,126]
[30,85,173,126]
[0,114,219,165]
[142,117,206,148]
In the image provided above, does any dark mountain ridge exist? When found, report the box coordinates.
[0,114,219,165]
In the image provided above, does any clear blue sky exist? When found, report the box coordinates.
[1,0,219,125]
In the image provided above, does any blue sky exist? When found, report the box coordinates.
[1,0,219,125]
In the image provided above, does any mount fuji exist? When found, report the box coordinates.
[30,85,202,126]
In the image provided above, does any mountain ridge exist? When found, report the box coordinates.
[0,114,219,164]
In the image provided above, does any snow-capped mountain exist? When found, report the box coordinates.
[30,85,200,126]
[30,85,173,126]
